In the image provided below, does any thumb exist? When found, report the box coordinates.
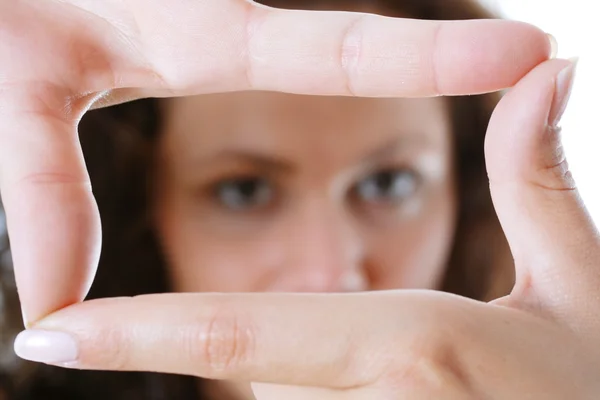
[485,58,600,328]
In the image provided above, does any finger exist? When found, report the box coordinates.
[13,291,474,388]
[0,87,101,324]
[233,7,550,96]
[22,292,587,396]
[16,295,597,398]
[485,59,600,327]
[84,0,552,97]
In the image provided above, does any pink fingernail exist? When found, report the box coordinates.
[14,330,79,364]
[21,309,30,329]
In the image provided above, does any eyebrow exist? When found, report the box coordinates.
[193,150,295,174]
[362,134,431,164]
[191,132,432,173]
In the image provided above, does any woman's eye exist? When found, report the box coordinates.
[214,177,274,210]
[353,168,420,205]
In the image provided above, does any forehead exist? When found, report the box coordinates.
[161,92,451,168]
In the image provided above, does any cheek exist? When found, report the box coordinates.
[156,195,280,293]
[368,189,456,290]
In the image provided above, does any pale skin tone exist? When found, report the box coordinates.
[4,0,600,399]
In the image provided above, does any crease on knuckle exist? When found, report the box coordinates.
[242,3,268,90]
[0,82,78,124]
[532,154,577,192]
[430,22,443,96]
[381,315,474,397]
[339,14,365,96]
[85,326,131,371]
[529,126,577,192]
[188,304,255,377]
[16,172,90,187]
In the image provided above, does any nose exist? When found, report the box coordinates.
[270,197,368,292]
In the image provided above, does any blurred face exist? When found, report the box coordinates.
[154,92,456,293]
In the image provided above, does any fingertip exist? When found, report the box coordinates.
[436,20,552,95]
[14,329,79,365]
[485,58,573,184]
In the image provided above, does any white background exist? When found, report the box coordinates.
[482,0,599,226]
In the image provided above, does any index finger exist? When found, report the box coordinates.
[129,1,553,97]
[15,292,467,388]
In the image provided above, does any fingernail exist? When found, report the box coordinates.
[548,58,578,128]
[21,309,30,329]
[14,330,79,364]
[547,33,558,59]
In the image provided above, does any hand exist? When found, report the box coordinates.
[13,58,600,398]
[0,0,550,324]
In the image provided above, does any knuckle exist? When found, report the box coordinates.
[16,172,89,187]
[531,126,577,191]
[241,2,265,90]
[535,156,576,191]
[429,22,443,96]
[187,303,255,377]
[7,172,93,197]
[381,309,475,397]
[85,326,131,371]
[339,14,365,96]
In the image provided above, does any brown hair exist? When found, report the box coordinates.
[0,0,511,398]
